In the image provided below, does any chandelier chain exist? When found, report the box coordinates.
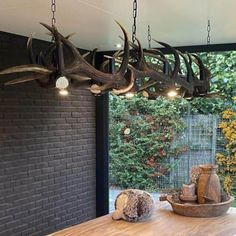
[132,0,137,43]
[207,19,211,44]
[51,0,56,27]
[148,25,151,48]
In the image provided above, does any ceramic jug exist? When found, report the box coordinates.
[180,183,197,202]
[197,164,221,204]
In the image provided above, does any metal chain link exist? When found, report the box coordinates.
[51,0,56,27]
[207,19,211,44]
[132,0,137,43]
[148,25,151,48]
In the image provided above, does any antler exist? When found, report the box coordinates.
[40,22,131,94]
[0,21,211,98]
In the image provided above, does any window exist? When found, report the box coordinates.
[108,49,236,211]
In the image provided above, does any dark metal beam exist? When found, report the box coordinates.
[95,54,115,217]
[96,92,109,217]
[157,43,236,54]
[99,43,236,56]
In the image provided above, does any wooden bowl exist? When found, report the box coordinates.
[167,195,234,217]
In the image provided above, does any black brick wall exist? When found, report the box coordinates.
[0,32,96,235]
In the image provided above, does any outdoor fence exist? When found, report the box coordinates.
[156,115,223,189]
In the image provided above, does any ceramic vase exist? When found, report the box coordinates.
[180,183,197,202]
[197,164,221,204]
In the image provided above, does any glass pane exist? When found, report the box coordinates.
[109,50,236,211]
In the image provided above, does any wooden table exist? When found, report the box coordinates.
[49,201,236,236]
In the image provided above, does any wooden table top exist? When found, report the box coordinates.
[49,201,236,236]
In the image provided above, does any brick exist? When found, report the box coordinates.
[12,224,28,234]
[14,210,29,219]
[28,169,42,176]
[0,229,14,236]
[0,215,14,224]
[21,228,36,236]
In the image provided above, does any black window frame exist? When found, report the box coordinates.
[95,43,236,217]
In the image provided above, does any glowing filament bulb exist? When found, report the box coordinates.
[125,92,134,98]
[59,89,69,96]
[167,90,177,98]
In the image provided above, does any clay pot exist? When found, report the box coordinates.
[180,183,197,202]
[197,164,221,204]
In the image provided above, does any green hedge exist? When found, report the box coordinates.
[109,95,187,191]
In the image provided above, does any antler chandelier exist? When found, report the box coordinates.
[0,0,212,99]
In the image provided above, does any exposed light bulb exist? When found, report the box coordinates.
[125,92,134,98]
[59,89,69,96]
[167,90,177,98]
[115,43,122,48]
[56,76,69,89]
[142,91,149,98]
[185,96,193,100]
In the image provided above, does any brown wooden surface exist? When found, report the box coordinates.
[48,201,236,236]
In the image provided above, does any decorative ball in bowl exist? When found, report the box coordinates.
[112,189,155,222]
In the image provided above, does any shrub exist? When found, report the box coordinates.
[109,95,187,191]
[216,109,236,195]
